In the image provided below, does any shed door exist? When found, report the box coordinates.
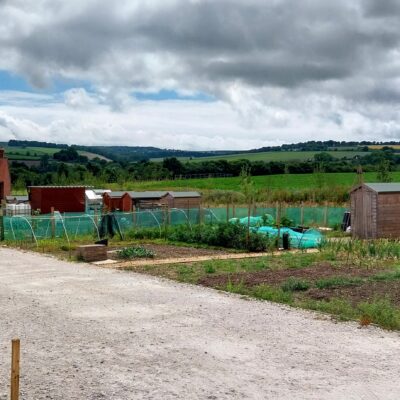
[362,189,376,239]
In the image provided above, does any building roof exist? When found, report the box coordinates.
[28,185,89,189]
[128,191,169,199]
[353,183,400,193]
[106,191,129,198]
[6,195,29,203]
[170,191,201,198]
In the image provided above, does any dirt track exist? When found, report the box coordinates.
[0,247,399,399]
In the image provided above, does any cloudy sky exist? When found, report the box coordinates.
[0,0,399,150]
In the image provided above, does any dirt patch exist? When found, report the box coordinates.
[308,281,400,306]
[199,262,383,288]
[109,243,231,260]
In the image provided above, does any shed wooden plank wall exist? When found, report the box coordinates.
[173,197,201,209]
[351,187,377,239]
[377,193,400,238]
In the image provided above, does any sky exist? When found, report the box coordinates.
[0,0,399,150]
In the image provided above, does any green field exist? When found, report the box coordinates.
[151,150,366,163]
[4,146,107,161]
[119,171,390,192]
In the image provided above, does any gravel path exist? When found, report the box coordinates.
[0,247,399,399]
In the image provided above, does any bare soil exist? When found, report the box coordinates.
[199,262,383,288]
[308,281,400,306]
[109,243,231,260]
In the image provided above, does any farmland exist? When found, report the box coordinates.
[151,150,366,162]
[4,145,108,161]
[119,238,400,330]
[121,171,392,192]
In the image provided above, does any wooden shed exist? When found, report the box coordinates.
[170,191,202,209]
[128,191,172,210]
[28,186,86,214]
[350,183,400,239]
[103,191,132,212]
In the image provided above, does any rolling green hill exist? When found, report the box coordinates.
[116,171,386,192]
[151,150,366,163]
[4,146,109,161]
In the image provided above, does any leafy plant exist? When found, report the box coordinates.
[281,277,311,292]
[116,246,155,259]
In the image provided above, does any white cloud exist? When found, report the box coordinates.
[0,1,400,147]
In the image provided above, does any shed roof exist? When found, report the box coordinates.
[170,191,201,198]
[106,191,130,198]
[28,185,89,189]
[364,183,400,193]
[6,195,29,202]
[128,191,169,199]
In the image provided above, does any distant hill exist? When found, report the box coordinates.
[5,139,400,163]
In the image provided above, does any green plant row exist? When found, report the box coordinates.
[126,222,276,252]
[116,246,156,259]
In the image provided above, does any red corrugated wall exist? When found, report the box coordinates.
[29,187,86,214]
[103,193,131,212]
[0,151,11,200]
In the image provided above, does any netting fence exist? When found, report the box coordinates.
[2,206,348,244]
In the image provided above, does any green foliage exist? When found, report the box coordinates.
[315,276,364,289]
[280,215,294,227]
[281,277,311,292]
[116,246,155,259]
[376,159,392,182]
[358,300,400,330]
[252,285,294,304]
[203,263,216,274]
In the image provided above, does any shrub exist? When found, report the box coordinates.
[252,284,294,304]
[117,246,155,259]
[358,299,400,330]
[281,277,311,292]
[315,276,364,289]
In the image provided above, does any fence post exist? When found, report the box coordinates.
[0,208,4,241]
[51,207,55,238]
[324,203,329,227]
[300,203,304,226]
[10,338,20,400]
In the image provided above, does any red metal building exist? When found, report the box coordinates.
[0,148,11,201]
[103,191,132,212]
[28,186,86,214]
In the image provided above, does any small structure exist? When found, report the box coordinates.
[77,244,107,262]
[170,191,202,209]
[103,191,132,212]
[128,191,172,210]
[6,195,29,204]
[0,148,11,201]
[350,183,400,239]
[28,186,86,214]
[85,189,110,212]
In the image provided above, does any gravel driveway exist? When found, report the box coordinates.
[0,247,399,399]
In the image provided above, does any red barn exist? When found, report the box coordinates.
[103,191,132,212]
[0,149,11,201]
[28,186,86,214]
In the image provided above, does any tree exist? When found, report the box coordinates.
[377,159,392,182]
[162,157,184,178]
[240,166,257,244]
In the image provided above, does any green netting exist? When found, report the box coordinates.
[3,208,204,242]
[3,206,348,242]
[211,206,347,227]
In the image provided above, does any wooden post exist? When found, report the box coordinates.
[324,203,329,227]
[232,203,236,218]
[11,339,20,400]
[51,207,55,238]
[300,203,304,226]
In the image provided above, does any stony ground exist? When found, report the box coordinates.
[0,247,399,399]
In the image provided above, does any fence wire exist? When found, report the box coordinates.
[3,206,347,242]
